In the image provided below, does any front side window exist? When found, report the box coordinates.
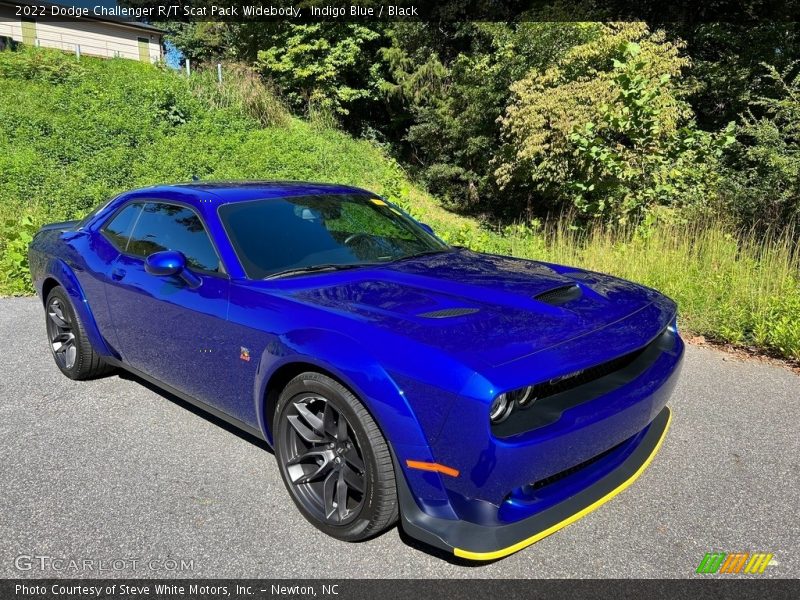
[125,202,221,273]
[102,202,143,250]
[219,194,449,279]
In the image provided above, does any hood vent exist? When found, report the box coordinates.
[418,307,479,319]
[534,284,582,306]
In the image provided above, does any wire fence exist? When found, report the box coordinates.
[7,32,159,63]
[3,31,226,84]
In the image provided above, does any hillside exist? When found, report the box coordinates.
[0,47,482,294]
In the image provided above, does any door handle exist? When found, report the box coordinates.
[111,268,126,281]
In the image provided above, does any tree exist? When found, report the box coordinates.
[497,23,730,222]
[723,62,800,231]
[254,23,385,121]
[381,22,594,213]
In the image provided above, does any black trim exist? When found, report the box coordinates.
[397,407,671,557]
[534,284,582,306]
[418,307,480,319]
[106,357,266,442]
[36,220,80,234]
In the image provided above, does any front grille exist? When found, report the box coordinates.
[534,284,582,306]
[526,345,646,400]
[418,307,479,318]
[492,326,673,438]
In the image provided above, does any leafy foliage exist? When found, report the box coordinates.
[254,24,384,118]
[0,213,37,294]
[722,62,800,231]
[672,22,800,131]
[162,20,800,237]
[380,22,596,212]
[497,23,732,221]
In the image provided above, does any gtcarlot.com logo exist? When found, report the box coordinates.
[696,552,776,574]
[14,554,195,573]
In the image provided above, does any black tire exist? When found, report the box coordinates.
[44,286,113,380]
[274,372,398,541]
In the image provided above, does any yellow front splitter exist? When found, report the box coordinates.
[396,407,673,561]
[454,407,673,561]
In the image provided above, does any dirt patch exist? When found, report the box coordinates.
[685,335,800,374]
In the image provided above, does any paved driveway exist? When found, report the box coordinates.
[1,297,798,578]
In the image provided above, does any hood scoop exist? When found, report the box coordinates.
[417,307,480,319]
[534,284,582,306]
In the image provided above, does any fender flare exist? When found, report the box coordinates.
[253,328,460,518]
[43,259,116,359]
[253,328,430,449]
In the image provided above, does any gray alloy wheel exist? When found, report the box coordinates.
[274,372,398,541]
[44,287,113,380]
[46,296,77,370]
[280,394,367,526]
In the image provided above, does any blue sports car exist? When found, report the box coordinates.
[28,182,683,560]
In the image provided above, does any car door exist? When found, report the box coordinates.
[101,200,232,409]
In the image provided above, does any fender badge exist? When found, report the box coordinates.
[240,347,251,362]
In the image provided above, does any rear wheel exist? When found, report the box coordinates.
[274,372,398,541]
[45,286,113,380]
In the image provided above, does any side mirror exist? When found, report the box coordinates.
[144,250,201,288]
[418,222,435,235]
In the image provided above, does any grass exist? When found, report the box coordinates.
[1,46,799,360]
[503,221,800,360]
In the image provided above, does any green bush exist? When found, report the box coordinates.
[0,212,37,295]
[498,23,732,222]
[722,63,800,232]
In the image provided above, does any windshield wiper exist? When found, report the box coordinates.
[265,263,374,280]
[382,248,451,264]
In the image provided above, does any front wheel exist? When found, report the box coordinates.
[274,372,398,541]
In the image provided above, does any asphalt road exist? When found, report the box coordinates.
[1,297,798,579]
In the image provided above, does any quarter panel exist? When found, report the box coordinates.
[31,227,120,359]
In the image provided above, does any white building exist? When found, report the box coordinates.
[0,0,163,62]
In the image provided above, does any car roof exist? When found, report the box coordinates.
[129,181,374,204]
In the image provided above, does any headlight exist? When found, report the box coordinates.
[489,393,513,423]
[508,385,536,408]
[490,385,537,423]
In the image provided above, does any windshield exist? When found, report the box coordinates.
[218,194,449,279]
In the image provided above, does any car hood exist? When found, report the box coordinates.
[275,249,673,368]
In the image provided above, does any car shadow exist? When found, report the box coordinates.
[394,527,499,567]
[116,370,273,454]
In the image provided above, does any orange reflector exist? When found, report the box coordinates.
[405,460,460,477]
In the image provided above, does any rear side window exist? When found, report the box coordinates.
[102,203,143,250]
[126,202,220,273]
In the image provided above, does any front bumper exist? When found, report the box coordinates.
[397,406,672,560]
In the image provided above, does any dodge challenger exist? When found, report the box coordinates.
[28,182,683,560]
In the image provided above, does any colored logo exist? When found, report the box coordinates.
[696,552,775,574]
[239,347,251,362]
